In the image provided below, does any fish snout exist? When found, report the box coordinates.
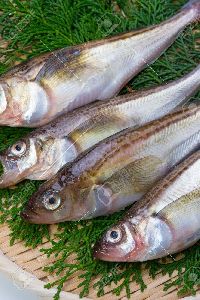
[0,157,21,188]
[0,157,12,188]
[93,238,127,262]
[20,206,42,224]
[20,210,39,224]
[93,240,111,261]
[20,210,32,222]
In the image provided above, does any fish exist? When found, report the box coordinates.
[0,0,200,127]
[1,64,200,188]
[93,149,200,262]
[21,106,200,224]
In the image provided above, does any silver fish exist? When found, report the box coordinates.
[0,0,200,127]
[1,64,200,188]
[21,106,200,224]
[94,149,200,262]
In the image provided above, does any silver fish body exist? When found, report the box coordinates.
[21,106,200,224]
[0,0,200,127]
[1,64,200,188]
[94,150,200,262]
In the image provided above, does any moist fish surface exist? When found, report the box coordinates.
[93,150,200,262]
[0,0,200,127]
[1,64,200,188]
[21,106,200,224]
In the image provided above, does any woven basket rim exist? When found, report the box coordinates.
[1,249,200,300]
[0,250,91,300]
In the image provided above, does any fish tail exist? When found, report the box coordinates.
[182,0,200,20]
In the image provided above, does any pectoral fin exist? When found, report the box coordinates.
[105,155,165,192]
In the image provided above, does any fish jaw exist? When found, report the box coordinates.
[21,205,52,224]
[0,166,21,188]
[0,78,49,127]
[0,154,35,188]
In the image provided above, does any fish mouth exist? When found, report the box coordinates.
[20,209,42,224]
[0,161,14,188]
[93,240,126,262]
[20,207,58,224]
[0,156,22,188]
[20,198,42,224]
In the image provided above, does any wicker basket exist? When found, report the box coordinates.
[0,223,199,300]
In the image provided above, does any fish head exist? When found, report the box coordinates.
[0,57,49,127]
[0,77,49,127]
[20,177,111,224]
[20,178,78,224]
[0,136,53,187]
[93,220,144,262]
[93,214,173,262]
[0,132,78,187]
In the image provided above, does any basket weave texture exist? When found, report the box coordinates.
[0,223,200,300]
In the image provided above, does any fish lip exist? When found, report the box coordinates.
[20,208,57,225]
[93,243,103,260]
[93,240,113,261]
[0,173,15,188]
[93,245,126,262]
[93,238,129,262]
[0,158,11,188]
[0,156,19,188]
[0,154,34,188]
[21,200,58,224]
[20,207,41,224]
[20,210,33,223]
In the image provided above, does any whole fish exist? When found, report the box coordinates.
[21,106,200,224]
[1,65,200,188]
[0,0,200,127]
[93,150,200,262]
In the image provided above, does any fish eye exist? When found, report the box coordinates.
[106,228,122,243]
[11,141,26,156]
[43,194,61,211]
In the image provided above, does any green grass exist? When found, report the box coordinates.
[0,0,200,299]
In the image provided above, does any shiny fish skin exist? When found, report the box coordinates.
[0,0,200,127]
[1,65,200,188]
[21,106,200,224]
[93,150,200,262]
